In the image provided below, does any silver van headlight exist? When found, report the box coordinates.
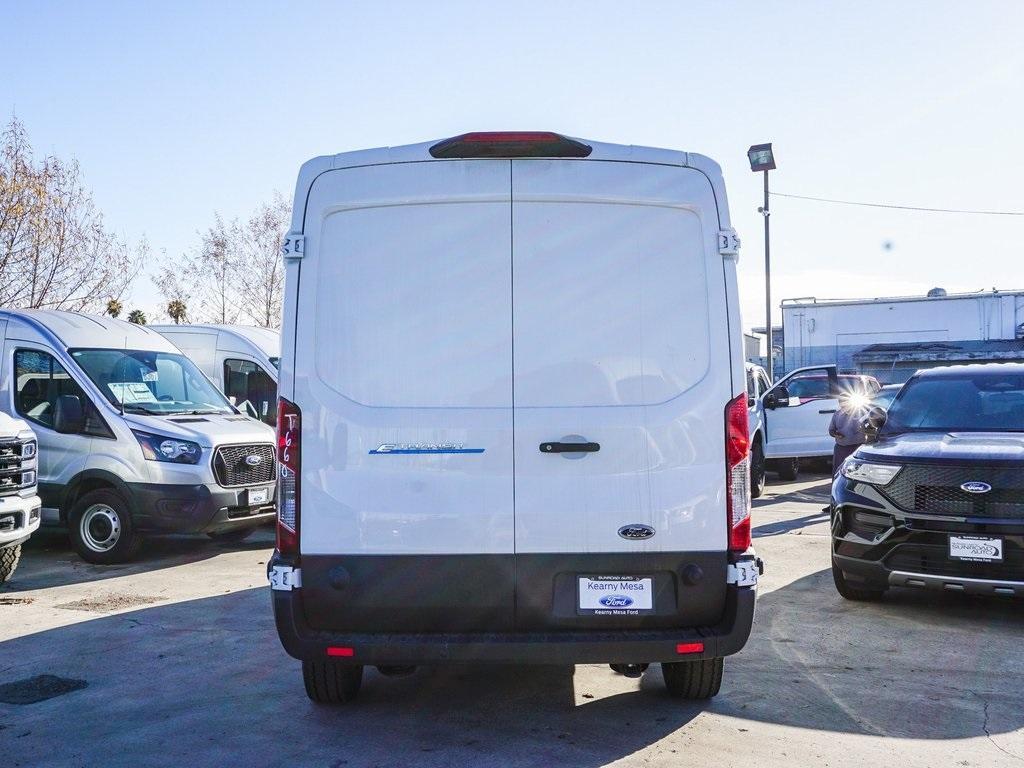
[132,430,202,465]
[841,459,901,486]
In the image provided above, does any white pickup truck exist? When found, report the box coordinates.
[746,363,880,491]
[0,411,41,584]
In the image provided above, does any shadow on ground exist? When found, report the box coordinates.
[3,526,275,593]
[3,561,1024,766]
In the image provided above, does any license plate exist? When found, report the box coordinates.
[949,535,1003,562]
[578,576,653,615]
[248,487,271,505]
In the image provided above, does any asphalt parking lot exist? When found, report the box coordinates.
[3,473,1024,767]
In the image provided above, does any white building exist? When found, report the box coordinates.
[781,288,1024,383]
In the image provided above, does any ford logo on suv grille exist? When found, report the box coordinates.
[245,455,263,467]
[618,524,655,540]
[961,481,992,494]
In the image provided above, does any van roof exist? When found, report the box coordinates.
[150,323,280,358]
[290,134,730,234]
[0,309,179,352]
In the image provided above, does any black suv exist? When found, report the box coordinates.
[831,363,1024,600]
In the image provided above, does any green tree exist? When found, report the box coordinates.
[105,299,123,318]
[167,299,187,324]
[127,309,147,325]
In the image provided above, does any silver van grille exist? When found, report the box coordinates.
[212,444,276,487]
[0,438,35,498]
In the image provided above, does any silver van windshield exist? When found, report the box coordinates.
[70,348,233,416]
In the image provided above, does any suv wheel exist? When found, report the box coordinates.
[750,438,767,498]
[303,660,363,704]
[832,557,886,601]
[775,457,800,482]
[661,657,723,699]
[69,490,142,565]
[0,545,21,584]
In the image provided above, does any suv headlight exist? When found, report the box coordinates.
[132,430,202,465]
[841,459,901,486]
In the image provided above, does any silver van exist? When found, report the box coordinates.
[0,310,277,563]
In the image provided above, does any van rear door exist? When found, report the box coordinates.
[510,160,733,631]
[295,161,516,632]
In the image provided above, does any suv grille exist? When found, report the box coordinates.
[0,438,35,498]
[881,464,1024,518]
[212,444,275,487]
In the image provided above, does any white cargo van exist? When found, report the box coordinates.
[151,324,279,426]
[0,412,41,584]
[270,132,759,703]
[0,310,277,564]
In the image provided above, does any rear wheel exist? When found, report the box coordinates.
[661,657,724,699]
[775,457,800,481]
[69,490,142,565]
[832,556,886,601]
[0,545,21,584]
[750,438,766,499]
[303,660,363,704]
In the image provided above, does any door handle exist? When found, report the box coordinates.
[819,409,837,414]
[539,442,600,454]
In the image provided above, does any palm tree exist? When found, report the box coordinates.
[105,299,123,318]
[127,309,147,325]
[167,299,187,324]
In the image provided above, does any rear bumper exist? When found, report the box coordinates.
[270,553,756,665]
[127,482,276,535]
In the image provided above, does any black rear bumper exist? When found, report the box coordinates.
[270,552,756,665]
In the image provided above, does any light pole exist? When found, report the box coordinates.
[748,143,776,381]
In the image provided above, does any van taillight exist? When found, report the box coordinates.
[429,132,593,159]
[277,397,301,556]
[725,393,751,553]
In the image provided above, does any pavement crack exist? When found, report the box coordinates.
[976,692,1024,763]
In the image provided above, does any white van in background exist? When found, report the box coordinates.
[151,324,280,427]
[270,132,759,703]
[0,310,277,564]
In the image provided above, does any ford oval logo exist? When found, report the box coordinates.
[245,454,263,467]
[618,524,655,540]
[961,481,992,494]
[599,595,634,607]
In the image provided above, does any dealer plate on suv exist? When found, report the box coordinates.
[578,576,653,615]
[949,535,1003,562]
[248,487,271,505]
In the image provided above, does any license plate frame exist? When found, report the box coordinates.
[248,487,271,506]
[577,575,653,615]
[949,534,1003,563]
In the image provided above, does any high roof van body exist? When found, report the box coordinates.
[151,324,280,426]
[269,132,759,702]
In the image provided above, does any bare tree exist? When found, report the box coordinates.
[0,117,143,311]
[154,195,290,328]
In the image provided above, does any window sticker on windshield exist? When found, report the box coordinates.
[108,382,158,404]
[142,371,159,382]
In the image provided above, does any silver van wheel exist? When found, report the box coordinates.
[80,503,122,552]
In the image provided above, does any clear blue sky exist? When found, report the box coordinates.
[4,1,1023,330]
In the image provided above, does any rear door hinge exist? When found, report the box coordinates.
[269,565,302,591]
[718,228,741,259]
[281,233,305,260]
[727,559,759,587]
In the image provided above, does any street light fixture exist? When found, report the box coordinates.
[748,142,776,381]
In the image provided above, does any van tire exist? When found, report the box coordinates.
[206,527,257,544]
[68,490,142,565]
[661,657,724,699]
[0,545,21,584]
[750,438,766,499]
[775,457,800,481]
[303,660,363,704]
[832,557,886,601]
